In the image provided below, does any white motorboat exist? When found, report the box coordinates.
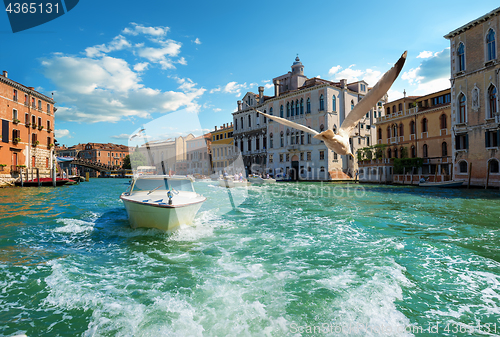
[419,180,464,188]
[120,175,206,231]
[218,177,250,188]
[247,175,276,184]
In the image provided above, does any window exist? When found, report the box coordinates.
[286,154,289,162]
[307,152,311,161]
[386,107,391,115]
[38,117,42,128]
[320,124,324,132]
[241,117,244,129]
[300,131,304,145]
[270,133,273,148]
[38,100,42,110]
[47,104,51,114]
[485,130,499,148]
[319,95,324,111]
[279,154,283,162]
[457,43,465,72]
[24,94,28,105]
[296,100,299,116]
[399,123,404,137]
[269,154,273,163]
[488,85,497,119]
[387,126,391,138]
[442,142,448,156]
[270,107,273,115]
[306,98,311,113]
[410,120,415,134]
[392,124,398,138]
[300,152,304,161]
[411,145,416,158]
[300,99,304,114]
[486,29,496,61]
[378,128,382,140]
[32,97,35,108]
[440,114,447,129]
[351,100,355,110]
[398,103,402,112]
[387,148,391,158]
[291,101,294,116]
[235,119,238,130]
[490,159,499,173]
[320,166,325,172]
[392,105,396,113]
[456,133,468,150]
[13,89,17,101]
[32,115,36,126]
[307,134,311,144]
[422,144,428,158]
[256,138,260,150]
[263,110,267,123]
[31,133,37,144]
[459,161,468,173]
[280,105,284,117]
[280,131,284,147]
[319,150,325,160]
[394,148,398,158]
[248,115,251,128]
[458,94,466,123]
[247,139,251,152]
[12,109,18,121]
[47,120,51,130]
[422,118,428,132]
[47,136,51,147]
[287,102,290,117]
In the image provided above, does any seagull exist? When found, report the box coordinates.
[254,51,407,158]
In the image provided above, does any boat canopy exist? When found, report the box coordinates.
[132,176,195,193]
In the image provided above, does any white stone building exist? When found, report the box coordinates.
[233,56,385,180]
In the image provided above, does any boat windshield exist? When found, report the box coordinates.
[132,178,194,193]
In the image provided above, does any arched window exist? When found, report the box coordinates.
[280,131,284,147]
[398,103,402,112]
[458,94,466,123]
[332,95,336,112]
[400,147,405,158]
[442,142,447,156]
[280,105,284,118]
[422,118,428,132]
[488,85,497,119]
[387,126,391,138]
[457,43,465,71]
[486,29,496,61]
[291,101,295,116]
[490,159,499,173]
[320,124,324,131]
[399,123,404,137]
[392,124,398,138]
[320,95,324,111]
[351,100,354,110]
[287,102,290,117]
[300,131,304,144]
[392,105,396,113]
[296,100,299,116]
[394,148,398,158]
[459,161,468,173]
[386,107,390,115]
[440,114,447,129]
[270,107,273,115]
[387,148,392,158]
[410,121,415,134]
[290,131,295,144]
[241,117,244,129]
[411,145,416,158]
[423,144,428,158]
[300,98,304,114]
[270,133,273,148]
[248,115,251,128]
[306,98,311,113]
[378,128,382,140]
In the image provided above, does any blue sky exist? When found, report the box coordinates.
[1,0,498,146]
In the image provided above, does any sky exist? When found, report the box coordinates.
[1,0,499,147]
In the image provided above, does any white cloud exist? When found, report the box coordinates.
[209,81,258,97]
[55,129,72,138]
[328,65,342,75]
[402,48,450,94]
[213,108,221,112]
[122,23,169,37]
[111,134,131,140]
[133,62,149,72]
[85,35,131,58]
[416,51,434,59]
[264,83,273,90]
[193,38,201,45]
[42,28,205,123]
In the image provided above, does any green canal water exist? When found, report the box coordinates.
[0,179,499,336]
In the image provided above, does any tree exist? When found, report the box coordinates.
[122,155,131,169]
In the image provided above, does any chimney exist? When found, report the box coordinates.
[223,123,225,128]
[237,100,242,111]
[258,86,264,103]
[274,80,280,97]
[2,71,7,78]
[215,126,217,131]
[340,79,347,89]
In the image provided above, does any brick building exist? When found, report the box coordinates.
[0,71,55,181]
[445,6,500,187]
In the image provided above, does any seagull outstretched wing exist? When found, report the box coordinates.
[253,109,320,136]
[338,51,407,139]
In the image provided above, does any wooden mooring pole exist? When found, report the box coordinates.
[485,161,491,190]
[467,162,472,189]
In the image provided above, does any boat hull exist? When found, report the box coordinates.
[218,179,250,188]
[121,196,205,231]
[419,181,464,188]
[248,177,276,184]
